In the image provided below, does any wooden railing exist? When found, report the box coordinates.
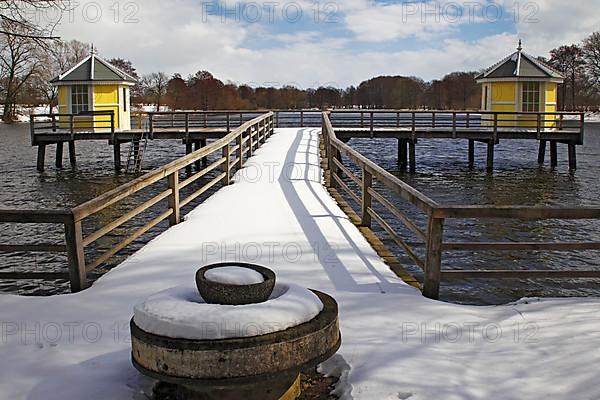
[146,111,267,134]
[328,110,585,141]
[30,111,115,142]
[0,210,87,291]
[2,112,274,292]
[322,112,600,299]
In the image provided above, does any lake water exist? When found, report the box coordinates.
[0,121,599,304]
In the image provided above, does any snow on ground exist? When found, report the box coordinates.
[1,128,600,400]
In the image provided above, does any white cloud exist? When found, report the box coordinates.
[49,0,600,88]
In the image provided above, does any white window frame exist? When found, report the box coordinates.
[522,82,541,112]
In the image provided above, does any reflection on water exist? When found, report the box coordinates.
[347,123,600,304]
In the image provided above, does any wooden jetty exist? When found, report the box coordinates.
[30,110,267,172]
[2,108,598,300]
[321,111,600,299]
[328,110,585,171]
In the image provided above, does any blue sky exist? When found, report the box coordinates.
[53,0,599,87]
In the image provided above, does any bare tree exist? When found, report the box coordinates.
[0,19,40,121]
[549,45,585,110]
[0,1,70,41]
[142,72,169,111]
[582,32,600,90]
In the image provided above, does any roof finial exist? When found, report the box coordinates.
[517,39,522,52]
[91,43,97,55]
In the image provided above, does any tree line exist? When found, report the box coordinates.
[1,4,599,123]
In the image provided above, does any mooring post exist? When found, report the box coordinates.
[423,216,444,300]
[113,140,121,173]
[37,144,46,172]
[409,140,416,172]
[550,141,558,168]
[537,140,547,164]
[55,142,64,169]
[68,141,76,166]
[398,139,408,171]
[468,139,475,168]
[486,141,494,172]
[568,143,577,170]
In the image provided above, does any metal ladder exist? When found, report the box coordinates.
[125,121,149,174]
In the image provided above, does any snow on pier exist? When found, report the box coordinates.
[1,128,600,399]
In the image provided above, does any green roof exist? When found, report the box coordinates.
[477,48,564,81]
[51,54,137,83]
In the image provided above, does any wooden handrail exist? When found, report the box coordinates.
[321,111,600,300]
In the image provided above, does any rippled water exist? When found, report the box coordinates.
[345,123,600,304]
[0,123,222,295]
[1,122,599,304]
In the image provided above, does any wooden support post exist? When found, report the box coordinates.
[248,128,254,157]
[468,139,475,169]
[486,141,494,172]
[68,141,76,166]
[201,139,208,167]
[222,144,231,185]
[398,139,408,171]
[361,167,373,227]
[65,215,87,292]
[185,141,193,175]
[37,144,46,172]
[568,143,577,170]
[194,141,201,170]
[167,172,180,226]
[55,142,64,169]
[538,140,547,164]
[550,141,558,168]
[409,140,416,172]
[113,140,121,173]
[423,217,444,300]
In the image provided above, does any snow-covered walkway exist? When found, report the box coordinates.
[1,128,600,400]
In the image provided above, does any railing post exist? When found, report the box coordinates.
[452,112,457,138]
[149,112,154,139]
[370,112,374,138]
[227,113,231,132]
[411,112,416,141]
[248,127,254,157]
[396,112,400,128]
[167,171,180,226]
[300,111,304,127]
[423,216,444,299]
[185,112,190,145]
[493,112,498,143]
[361,167,372,227]
[237,133,243,169]
[432,111,436,128]
[579,113,585,144]
[51,113,57,132]
[466,112,470,129]
[360,111,364,128]
[222,144,231,185]
[70,114,75,137]
[536,113,542,139]
[65,213,87,292]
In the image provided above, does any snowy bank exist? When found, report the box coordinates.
[1,128,600,400]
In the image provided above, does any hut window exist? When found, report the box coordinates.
[522,82,540,112]
[71,85,89,114]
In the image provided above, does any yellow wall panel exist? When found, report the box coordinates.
[93,85,119,105]
[94,105,120,128]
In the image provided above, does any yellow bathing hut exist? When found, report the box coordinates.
[51,49,137,131]
[476,41,564,128]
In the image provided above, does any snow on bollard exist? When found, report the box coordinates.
[130,263,341,400]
